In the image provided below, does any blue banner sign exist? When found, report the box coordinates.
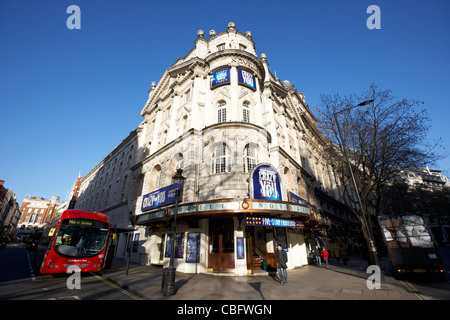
[210,68,230,89]
[141,183,181,211]
[251,164,282,201]
[238,68,256,91]
[288,192,311,206]
[289,191,318,213]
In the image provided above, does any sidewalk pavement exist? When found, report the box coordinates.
[99,256,420,300]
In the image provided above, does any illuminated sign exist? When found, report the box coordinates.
[250,164,282,201]
[61,218,108,229]
[238,69,256,91]
[141,183,181,211]
[210,68,230,89]
[245,217,304,228]
[66,219,93,226]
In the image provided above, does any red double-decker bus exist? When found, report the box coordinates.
[35,210,110,274]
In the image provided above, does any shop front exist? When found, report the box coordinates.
[134,163,330,275]
[135,197,328,275]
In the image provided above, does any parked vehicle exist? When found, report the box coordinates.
[379,215,445,280]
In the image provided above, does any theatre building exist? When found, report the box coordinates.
[76,23,337,275]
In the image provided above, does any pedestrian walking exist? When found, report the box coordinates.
[314,246,322,267]
[275,244,288,285]
[333,244,341,264]
[321,247,329,267]
[339,244,347,265]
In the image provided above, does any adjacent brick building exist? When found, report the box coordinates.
[17,196,64,235]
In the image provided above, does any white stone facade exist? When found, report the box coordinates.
[76,23,343,274]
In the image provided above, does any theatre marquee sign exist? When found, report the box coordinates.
[245,217,304,228]
[136,199,310,224]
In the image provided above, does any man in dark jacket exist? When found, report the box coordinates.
[275,244,288,285]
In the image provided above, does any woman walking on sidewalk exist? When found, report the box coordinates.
[321,247,329,267]
[275,244,288,286]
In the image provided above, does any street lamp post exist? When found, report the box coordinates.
[333,100,380,267]
[126,212,136,276]
[161,168,185,296]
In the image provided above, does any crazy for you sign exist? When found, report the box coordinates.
[141,183,181,211]
[250,164,282,201]
[238,69,256,91]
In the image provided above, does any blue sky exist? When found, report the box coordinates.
[1,0,449,204]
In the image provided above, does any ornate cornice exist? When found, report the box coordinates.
[205,49,264,77]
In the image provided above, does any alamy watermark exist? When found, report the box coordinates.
[66,5,380,31]
[366,265,381,290]
[367,5,381,30]
[66,5,81,30]
[66,265,81,289]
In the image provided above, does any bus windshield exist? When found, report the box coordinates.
[54,218,109,258]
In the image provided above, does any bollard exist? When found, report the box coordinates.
[161,267,176,296]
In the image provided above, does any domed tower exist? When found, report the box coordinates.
[140,23,274,202]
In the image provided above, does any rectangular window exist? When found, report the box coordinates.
[212,144,228,174]
[243,108,250,123]
[164,106,171,120]
[244,145,257,173]
[218,107,226,123]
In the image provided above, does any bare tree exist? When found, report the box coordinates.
[315,84,443,238]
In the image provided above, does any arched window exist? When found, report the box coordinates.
[243,144,257,173]
[212,143,229,173]
[297,177,307,199]
[132,174,144,199]
[149,165,162,191]
[242,102,250,123]
[169,153,184,177]
[218,101,227,123]
[284,167,293,192]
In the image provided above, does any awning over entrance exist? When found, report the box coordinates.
[135,198,330,230]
